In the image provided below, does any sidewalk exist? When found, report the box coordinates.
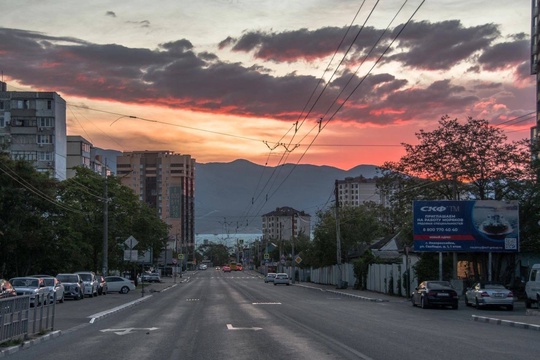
[293,281,540,332]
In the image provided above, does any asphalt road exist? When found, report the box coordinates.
[4,270,540,360]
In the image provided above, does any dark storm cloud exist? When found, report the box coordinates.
[225,26,384,62]
[127,20,151,28]
[477,39,529,70]
[105,11,116,18]
[223,20,517,72]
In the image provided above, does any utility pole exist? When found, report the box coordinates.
[102,162,108,276]
[335,180,343,288]
[291,213,296,284]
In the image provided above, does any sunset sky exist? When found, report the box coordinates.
[1,0,535,170]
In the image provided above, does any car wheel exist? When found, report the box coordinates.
[452,303,458,310]
[274,283,277,286]
[421,296,428,309]
[120,286,130,294]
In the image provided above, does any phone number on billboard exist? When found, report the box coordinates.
[422,227,459,232]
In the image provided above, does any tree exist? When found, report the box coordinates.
[380,116,536,283]
[0,155,60,276]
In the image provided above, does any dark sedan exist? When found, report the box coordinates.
[411,281,459,309]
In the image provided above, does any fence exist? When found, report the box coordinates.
[284,261,418,297]
[0,295,56,345]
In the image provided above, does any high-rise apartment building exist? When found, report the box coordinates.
[0,81,67,180]
[336,176,382,207]
[116,150,196,264]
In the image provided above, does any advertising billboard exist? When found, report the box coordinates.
[413,200,519,252]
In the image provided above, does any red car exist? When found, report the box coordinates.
[222,265,231,272]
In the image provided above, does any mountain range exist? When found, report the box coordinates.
[93,149,380,234]
[195,159,380,234]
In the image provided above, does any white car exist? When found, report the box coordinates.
[264,273,276,283]
[465,282,513,310]
[105,276,136,294]
[273,273,290,286]
[75,271,99,297]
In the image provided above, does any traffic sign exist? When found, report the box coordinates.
[264,253,269,259]
[172,259,177,265]
[178,254,184,260]
[124,236,138,249]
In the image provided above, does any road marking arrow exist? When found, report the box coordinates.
[100,327,159,336]
[226,324,262,331]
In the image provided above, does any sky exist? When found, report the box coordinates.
[0,0,535,170]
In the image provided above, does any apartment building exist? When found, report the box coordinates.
[336,176,382,207]
[66,135,115,178]
[0,81,67,180]
[116,150,196,263]
[262,206,311,242]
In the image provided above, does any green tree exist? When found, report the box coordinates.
[380,116,536,283]
[0,155,60,277]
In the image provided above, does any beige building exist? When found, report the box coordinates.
[116,150,196,263]
[262,206,311,242]
[0,81,67,180]
[336,176,382,207]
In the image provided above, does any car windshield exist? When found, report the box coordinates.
[483,284,505,289]
[78,274,91,281]
[11,278,38,287]
[428,281,451,288]
[42,278,55,286]
[57,275,78,283]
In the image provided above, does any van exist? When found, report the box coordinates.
[525,264,540,308]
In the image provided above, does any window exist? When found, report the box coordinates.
[47,100,52,110]
[38,117,54,127]
[38,152,53,161]
[11,151,37,161]
[37,134,54,144]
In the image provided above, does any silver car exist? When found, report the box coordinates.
[75,271,99,297]
[465,282,514,310]
[56,273,84,300]
[9,277,49,306]
[32,275,65,303]
[273,273,290,286]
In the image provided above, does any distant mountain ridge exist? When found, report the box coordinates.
[195,159,380,234]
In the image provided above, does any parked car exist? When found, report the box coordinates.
[32,275,65,304]
[141,272,161,283]
[264,273,277,283]
[236,264,243,271]
[75,271,99,297]
[222,265,231,273]
[199,264,207,270]
[105,276,136,294]
[411,281,459,309]
[56,273,85,300]
[9,277,49,306]
[525,263,540,309]
[97,275,108,295]
[465,282,513,310]
[0,279,17,299]
[274,273,290,286]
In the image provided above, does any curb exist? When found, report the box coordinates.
[296,284,389,302]
[472,315,540,331]
[0,330,62,358]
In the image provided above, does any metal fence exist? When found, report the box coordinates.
[0,295,56,345]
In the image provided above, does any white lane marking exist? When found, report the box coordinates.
[226,324,262,331]
[252,302,281,305]
[88,295,153,323]
[100,327,159,336]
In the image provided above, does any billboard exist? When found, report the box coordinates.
[413,200,519,252]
